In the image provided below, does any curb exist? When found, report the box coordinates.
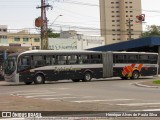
[135,82,159,88]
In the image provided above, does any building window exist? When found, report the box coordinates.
[14,37,20,42]
[23,38,29,42]
[34,38,40,42]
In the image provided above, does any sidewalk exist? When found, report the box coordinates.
[135,78,160,88]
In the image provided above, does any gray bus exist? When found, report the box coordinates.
[4,50,158,84]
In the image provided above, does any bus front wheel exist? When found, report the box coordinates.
[82,72,92,82]
[131,71,140,79]
[34,74,45,84]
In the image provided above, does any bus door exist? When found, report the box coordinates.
[102,52,113,78]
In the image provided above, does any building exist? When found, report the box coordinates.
[48,30,105,50]
[99,0,142,44]
[7,30,41,50]
[0,25,8,45]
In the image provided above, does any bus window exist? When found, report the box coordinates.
[33,56,45,67]
[79,55,88,64]
[57,55,67,65]
[115,55,124,63]
[68,55,78,64]
[46,56,52,65]
[90,54,102,63]
[18,56,31,71]
[149,55,158,64]
[128,55,138,63]
[139,55,149,63]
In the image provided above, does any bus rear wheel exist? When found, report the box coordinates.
[82,72,92,82]
[131,71,140,79]
[34,74,45,84]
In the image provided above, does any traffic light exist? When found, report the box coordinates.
[136,14,145,23]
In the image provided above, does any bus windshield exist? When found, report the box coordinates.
[4,56,17,75]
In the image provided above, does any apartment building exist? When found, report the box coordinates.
[7,30,41,50]
[0,25,8,45]
[99,0,142,44]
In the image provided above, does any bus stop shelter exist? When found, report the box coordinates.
[89,36,160,74]
[89,37,160,53]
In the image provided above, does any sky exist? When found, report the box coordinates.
[0,0,160,35]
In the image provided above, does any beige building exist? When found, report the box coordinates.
[99,0,142,44]
[7,30,41,50]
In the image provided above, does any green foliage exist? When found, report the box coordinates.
[140,25,160,37]
[153,80,160,84]
[47,28,60,38]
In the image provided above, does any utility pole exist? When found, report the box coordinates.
[37,0,52,50]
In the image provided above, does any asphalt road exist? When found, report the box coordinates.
[0,77,160,119]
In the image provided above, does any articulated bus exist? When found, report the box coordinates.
[4,50,158,84]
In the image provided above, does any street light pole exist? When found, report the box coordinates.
[50,15,63,27]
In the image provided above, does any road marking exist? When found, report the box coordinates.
[13,92,57,96]
[117,103,160,106]
[25,94,71,98]
[71,99,134,103]
[41,96,94,100]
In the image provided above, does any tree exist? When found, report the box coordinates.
[140,25,160,37]
[47,28,60,38]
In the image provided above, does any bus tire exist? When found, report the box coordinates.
[25,82,32,85]
[131,70,140,79]
[34,74,45,84]
[82,72,92,82]
[72,79,80,82]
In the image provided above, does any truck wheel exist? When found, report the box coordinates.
[34,74,44,84]
[131,71,140,79]
[82,72,92,82]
